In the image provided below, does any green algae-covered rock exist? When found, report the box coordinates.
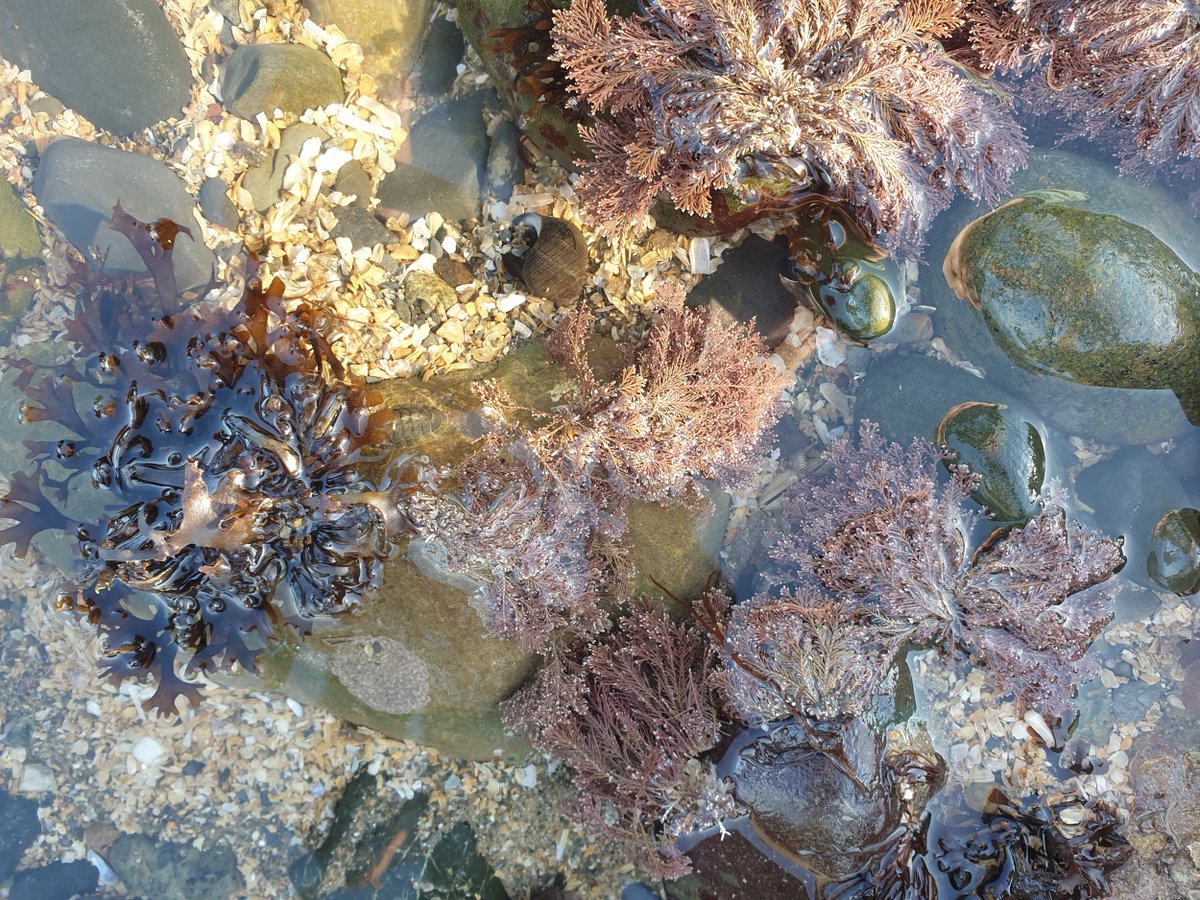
[1148,507,1200,596]
[813,268,896,342]
[220,44,345,120]
[935,401,1046,523]
[943,192,1200,425]
[926,150,1200,445]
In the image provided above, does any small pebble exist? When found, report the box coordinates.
[132,737,166,766]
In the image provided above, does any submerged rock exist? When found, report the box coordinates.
[926,150,1200,445]
[1147,507,1200,596]
[220,44,345,120]
[240,123,326,212]
[290,778,507,899]
[378,91,491,221]
[33,138,216,292]
[0,0,192,136]
[935,401,1046,522]
[107,834,242,900]
[11,860,100,900]
[944,192,1200,422]
[302,0,433,96]
[0,791,40,884]
[0,181,40,262]
[727,719,896,879]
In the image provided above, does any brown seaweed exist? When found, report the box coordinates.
[0,207,413,713]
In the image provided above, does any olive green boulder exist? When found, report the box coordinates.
[220,44,345,120]
[926,150,1200,444]
[935,401,1046,522]
[944,193,1200,423]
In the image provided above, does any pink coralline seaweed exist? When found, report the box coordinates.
[408,286,787,649]
[966,0,1200,178]
[551,0,1026,249]
[769,423,1124,722]
[705,589,902,727]
[501,600,736,878]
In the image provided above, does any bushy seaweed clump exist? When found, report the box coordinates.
[501,599,736,878]
[721,423,1124,728]
[550,0,1027,249]
[408,283,789,650]
[966,0,1200,179]
[0,207,412,713]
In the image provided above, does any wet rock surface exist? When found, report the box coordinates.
[303,0,433,96]
[290,774,506,899]
[926,150,1200,445]
[379,91,491,221]
[0,181,40,262]
[0,791,40,883]
[32,137,216,292]
[935,400,1046,522]
[944,194,1200,421]
[241,122,327,211]
[10,859,99,900]
[0,0,191,136]
[107,833,242,900]
[421,13,467,96]
[220,43,345,121]
[198,177,239,230]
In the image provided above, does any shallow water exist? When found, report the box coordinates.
[0,2,1198,899]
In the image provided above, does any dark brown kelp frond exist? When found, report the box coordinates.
[0,208,408,713]
[552,0,1026,249]
[501,599,735,879]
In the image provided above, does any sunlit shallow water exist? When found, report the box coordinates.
[0,1,1197,898]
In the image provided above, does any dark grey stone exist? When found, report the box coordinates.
[330,204,396,250]
[198,177,239,230]
[108,834,242,900]
[420,14,466,96]
[486,119,524,202]
[378,91,489,221]
[292,777,507,900]
[220,43,344,120]
[687,234,795,344]
[33,138,216,292]
[241,123,325,212]
[10,860,99,900]
[0,0,192,136]
[332,160,372,206]
[0,791,40,883]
